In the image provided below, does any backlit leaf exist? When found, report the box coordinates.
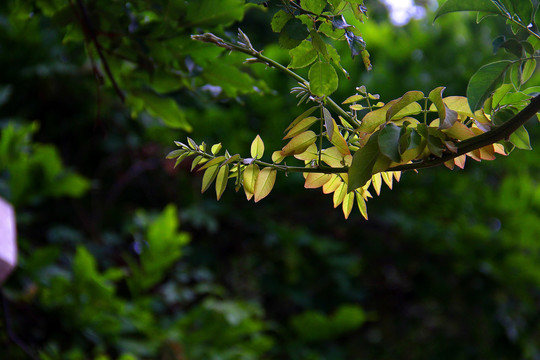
[303,0,326,14]
[166,149,186,159]
[323,175,342,194]
[309,61,338,96]
[289,40,318,69]
[342,191,355,219]
[243,164,260,200]
[272,150,286,164]
[285,106,318,132]
[211,143,222,155]
[521,59,536,84]
[215,164,229,200]
[254,168,277,202]
[281,131,318,156]
[323,107,335,140]
[333,182,347,207]
[357,101,394,134]
[509,125,532,150]
[467,60,512,111]
[201,164,220,193]
[304,173,333,189]
[251,135,265,159]
[287,117,319,143]
[198,156,226,171]
[355,192,368,220]
[429,87,458,129]
[386,91,424,122]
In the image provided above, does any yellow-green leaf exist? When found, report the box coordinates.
[283,116,318,139]
[198,156,226,171]
[243,164,260,201]
[215,164,229,200]
[429,87,458,130]
[272,150,286,164]
[386,90,424,122]
[333,182,347,208]
[322,175,342,194]
[201,164,220,193]
[355,192,368,220]
[251,135,265,159]
[342,191,355,219]
[281,131,318,156]
[285,106,318,132]
[304,173,333,189]
[254,168,277,202]
[211,143,222,155]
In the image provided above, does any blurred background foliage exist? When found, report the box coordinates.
[1,0,540,359]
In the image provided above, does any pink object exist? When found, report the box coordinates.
[0,197,16,284]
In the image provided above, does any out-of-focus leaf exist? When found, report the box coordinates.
[344,31,366,58]
[283,18,310,41]
[271,10,293,32]
[309,61,338,96]
[129,92,191,131]
[510,0,534,25]
[467,60,512,111]
[185,0,245,27]
[254,168,276,202]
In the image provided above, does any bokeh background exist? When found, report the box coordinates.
[1,0,540,359]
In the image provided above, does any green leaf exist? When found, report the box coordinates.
[357,102,393,134]
[284,116,318,139]
[386,90,424,121]
[271,10,293,32]
[509,125,532,150]
[434,0,502,21]
[289,40,318,69]
[251,135,265,159]
[185,0,245,27]
[129,92,191,131]
[342,191,355,219]
[285,106,319,132]
[309,61,338,97]
[510,0,534,25]
[201,164,220,193]
[303,0,326,14]
[283,18,310,41]
[348,133,380,192]
[211,143,222,155]
[166,149,186,159]
[355,192,368,220]
[378,124,401,162]
[467,60,512,111]
[215,164,230,200]
[521,59,536,84]
[254,168,277,202]
[428,87,458,129]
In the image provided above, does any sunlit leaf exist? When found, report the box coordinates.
[284,116,318,140]
[342,192,355,219]
[271,10,293,32]
[285,106,319,132]
[254,168,277,202]
[355,192,368,220]
[201,164,220,193]
[323,175,342,194]
[211,143,222,155]
[198,156,226,171]
[304,173,333,189]
[304,0,327,14]
[357,101,394,134]
[243,164,260,200]
[251,135,265,159]
[381,172,393,189]
[272,150,286,164]
[281,131,318,156]
[509,125,532,149]
[429,87,458,129]
[323,107,335,141]
[215,164,229,200]
[166,149,186,159]
[289,40,318,69]
[309,61,338,96]
[386,91,424,122]
[333,182,347,207]
[521,59,536,84]
[372,173,382,196]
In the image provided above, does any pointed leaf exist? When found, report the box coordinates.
[285,106,319,132]
[323,175,342,194]
[284,116,318,139]
[355,192,368,220]
[386,91,424,121]
[215,164,230,200]
[509,125,532,149]
[251,135,265,159]
[271,10,293,32]
[166,149,186,159]
[305,173,333,189]
[521,59,536,84]
[201,164,220,193]
[281,131,318,156]
[243,164,260,200]
[429,87,458,129]
[348,132,380,192]
[434,0,502,21]
[467,60,512,111]
[378,123,401,162]
[289,40,318,69]
[357,101,395,134]
[323,107,335,140]
[342,192,355,219]
[211,143,222,155]
[254,168,277,202]
[198,156,226,171]
[333,182,347,208]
